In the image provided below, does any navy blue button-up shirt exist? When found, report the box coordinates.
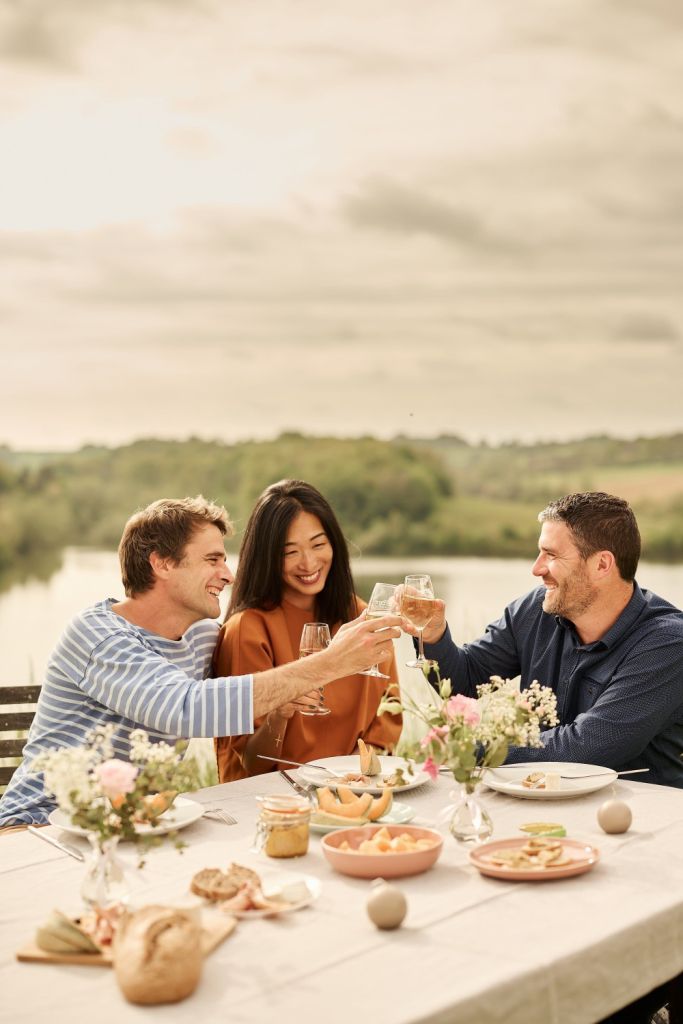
[424,582,683,787]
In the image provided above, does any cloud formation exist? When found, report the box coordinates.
[343,180,515,252]
[0,1,681,450]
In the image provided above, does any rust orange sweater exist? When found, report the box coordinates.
[213,598,402,783]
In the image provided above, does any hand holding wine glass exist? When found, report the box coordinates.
[293,622,333,716]
[401,574,438,670]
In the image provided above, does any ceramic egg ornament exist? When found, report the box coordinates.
[366,879,407,930]
[597,799,632,834]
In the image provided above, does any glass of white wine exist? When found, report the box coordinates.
[293,622,332,716]
[402,574,437,669]
[362,582,398,678]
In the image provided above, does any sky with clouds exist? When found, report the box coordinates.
[1,0,682,450]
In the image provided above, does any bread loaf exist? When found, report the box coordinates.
[113,905,202,1004]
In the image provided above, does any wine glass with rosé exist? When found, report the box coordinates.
[401,574,437,670]
[293,622,333,716]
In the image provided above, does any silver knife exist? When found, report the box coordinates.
[257,754,342,777]
[27,826,85,861]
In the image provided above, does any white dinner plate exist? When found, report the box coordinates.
[310,800,415,834]
[483,762,618,800]
[230,873,322,919]
[296,755,430,795]
[48,795,205,838]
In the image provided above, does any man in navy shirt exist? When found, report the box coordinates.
[416,492,683,788]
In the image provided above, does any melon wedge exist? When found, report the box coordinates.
[337,785,359,805]
[312,810,370,827]
[358,738,381,776]
[367,786,393,821]
[317,787,373,818]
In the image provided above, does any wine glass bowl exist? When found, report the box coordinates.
[299,622,332,658]
[402,574,437,670]
[295,622,333,716]
[362,582,398,678]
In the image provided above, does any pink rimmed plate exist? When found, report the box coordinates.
[469,836,600,882]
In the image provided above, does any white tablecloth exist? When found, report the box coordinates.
[2,773,683,1024]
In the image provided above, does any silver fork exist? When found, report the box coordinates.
[557,769,650,779]
[202,806,238,825]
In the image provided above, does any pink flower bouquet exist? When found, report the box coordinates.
[380,671,558,791]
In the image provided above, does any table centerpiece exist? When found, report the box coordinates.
[379,670,558,843]
[32,725,201,908]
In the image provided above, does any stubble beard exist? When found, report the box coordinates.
[542,571,598,621]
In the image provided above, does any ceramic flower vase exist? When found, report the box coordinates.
[81,834,131,910]
[448,782,493,844]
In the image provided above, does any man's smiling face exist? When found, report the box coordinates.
[166,523,233,622]
[532,520,598,621]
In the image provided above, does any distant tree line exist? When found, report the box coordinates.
[1,431,682,590]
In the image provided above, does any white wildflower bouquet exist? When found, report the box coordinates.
[380,670,558,790]
[32,725,200,847]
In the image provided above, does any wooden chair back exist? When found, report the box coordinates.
[0,685,40,787]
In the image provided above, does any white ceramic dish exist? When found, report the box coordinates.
[48,795,205,837]
[296,755,430,795]
[483,762,618,800]
[230,874,321,919]
[310,800,415,834]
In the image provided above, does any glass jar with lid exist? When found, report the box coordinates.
[254,794,311,858]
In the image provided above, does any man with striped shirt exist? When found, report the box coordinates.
[0,496,399,825]
[413,493,683,788]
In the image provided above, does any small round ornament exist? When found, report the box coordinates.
[597,799,632,834]
[366,879,407,930]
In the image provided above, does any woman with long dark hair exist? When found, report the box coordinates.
[213,479,401,782]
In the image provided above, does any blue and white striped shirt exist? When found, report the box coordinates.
[0,599,253,825]
[424,582,683,787]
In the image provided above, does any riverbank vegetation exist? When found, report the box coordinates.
[1,431,682,589]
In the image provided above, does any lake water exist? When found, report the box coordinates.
[3,548,683,687]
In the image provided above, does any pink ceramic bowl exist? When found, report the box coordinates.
[320,824,443,879]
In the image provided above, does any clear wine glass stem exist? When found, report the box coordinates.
[417,628,426,662]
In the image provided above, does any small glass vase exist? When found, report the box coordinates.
[448,782,493,844]
[81,834,131,910]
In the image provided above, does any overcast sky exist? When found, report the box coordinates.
[1,0,682,450]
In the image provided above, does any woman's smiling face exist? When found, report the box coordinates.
[281,510,333,609]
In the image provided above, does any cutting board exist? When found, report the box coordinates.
[16,912,237,967]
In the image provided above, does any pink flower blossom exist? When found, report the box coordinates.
[422,757,439,781]
[446,694,480,726]
[95,759,138,799]
[419,725,449,748]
